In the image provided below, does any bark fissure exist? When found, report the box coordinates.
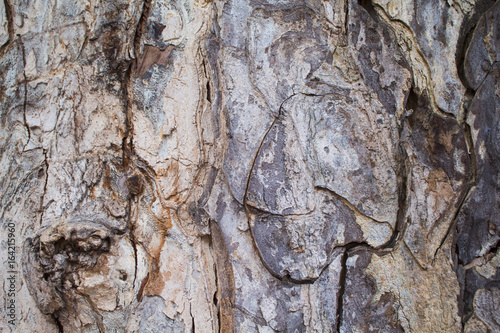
[242,95,294,206]
[52,314,64,333]
[19,36,31,152]
[431,177,473,265]
[38,150,49,226]
[335,246,352,332]
[123,0,153,168]
[315,185,393,228]
[82,294,105,333]
[371,2,458,119]
[463,239,500,270]
[388,144,410,250]
[0,0,13,57]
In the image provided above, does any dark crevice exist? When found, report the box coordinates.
[455,0,497,89]
[130,233,139,289]
[336,250,347,333]
[133,0,153,60]
[216,298,221,333]
[431,187,468,265]
[0,0,14,58]
[385,143,409,250]
[122,0,154,169]
[315,186,389,227]
[202,59,212,103]
[122,64,133,169]
[242,93,296,206]
[136,272,149,302]
[335,242,373,332]
[456,22,476,89]
[206,80,212,103]
[405,89,419,117]
[266,269,318,285]
[190,305,196,333]
[39,149,49,226]
[358,0,378,22]
[127,174,141,290]
[52,314,64,333]
[211,239,222,333]
[464,239,500,270]
[82,294,105,333]
[19,35,31,152]
[341,0,349,45]
[389,83,413,251]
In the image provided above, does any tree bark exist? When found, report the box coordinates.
[0,0,499,332]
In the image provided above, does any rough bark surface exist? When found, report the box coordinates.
[0,0,499,332]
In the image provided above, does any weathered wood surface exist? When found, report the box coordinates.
[0,0,499,332]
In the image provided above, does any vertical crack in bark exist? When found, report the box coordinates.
[0,0,14,58]
[370,1,456,119]
[242,94,307,284]
[430,12,483,264]
[431,110,475,263]
[39,149,49,226]
[385,142,410,250]
[202,59,212,103]
[189,303,196,333]
[133,0,152,60]
[130,233,139,290]
[242,93,296,205]
[344,0,349,36]
[122,65,133,169]
[52,314,64,333]
[242,117,278,207]
[358,0,378,22]
[213,264,221,333]
[335,249,348,333]
[210,220,235,333]
[82,294,105,333]
[19,35,31,152]
[455,0,497,88]
[123,0,153,168]
[207,231,222,333]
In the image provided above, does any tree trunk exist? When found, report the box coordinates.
[1,0,499,332]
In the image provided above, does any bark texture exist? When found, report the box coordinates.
[0,0,499,332]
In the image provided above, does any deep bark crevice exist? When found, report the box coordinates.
[335,250,348,333]
[358,0,378,22]
[371,3,457,120]
[0,0,14,58]
[82,294,105,333]
[19,36,31,152]
[39,150,49,226]
[464,239,500,270]
[123,0,154,169]
[190,303,196,333]
[52,313,64,333]
[455,0,497,89]
[386,143,410,250]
